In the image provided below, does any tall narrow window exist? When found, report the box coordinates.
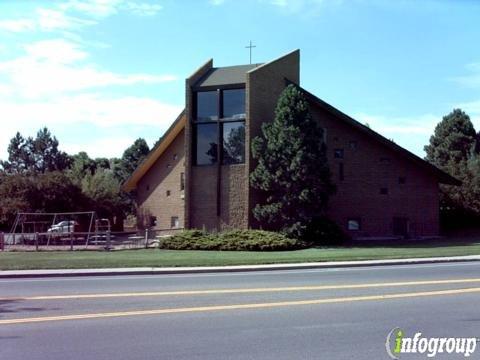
[196,91,218,122]
[222,122,245,164]
[180,172,185,191]
[194,123,218,165]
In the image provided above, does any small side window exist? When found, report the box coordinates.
[399,176,406,184]
[149,216,157,227]
[380,187,388,195]
[180,172,185,191]
[170,216,179,229]
[166,190,171,197]
[334,149,344,159]
[347,219,361,231]
[349,141,357,150]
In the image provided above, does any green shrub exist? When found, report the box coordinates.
[303,216,349,246]
[159,229,305,251]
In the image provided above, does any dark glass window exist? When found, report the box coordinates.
[223,89,245,120]
[380,187,388,195]
[349,141,357,150]
[149,216,157,227]
[334,149,344,159]
[339,163,344,181]
[193,88,245,166]
[180,172,185,191]
[399,176,406,184]
[222,122,245,164]
[196,91,218,122]
[195,124,218,165]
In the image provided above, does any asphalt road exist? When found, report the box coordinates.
[1,262,480,360]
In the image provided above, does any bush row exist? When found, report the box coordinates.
[158,229,307,251]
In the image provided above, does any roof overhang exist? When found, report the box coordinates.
[122,110,186,192]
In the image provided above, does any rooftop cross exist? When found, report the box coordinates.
[245,40,256,64]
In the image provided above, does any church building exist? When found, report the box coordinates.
[122,50,458,238]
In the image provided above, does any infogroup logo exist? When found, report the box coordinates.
[385,328,478,359]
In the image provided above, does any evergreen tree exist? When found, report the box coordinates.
[425,109,477,171]
[250,84,335,238]
[1,128,71,174]
[116,138,150,182]
[424,109,480,218]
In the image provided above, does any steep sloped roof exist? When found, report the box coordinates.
[122,110,186,192]
[297,84,460,186]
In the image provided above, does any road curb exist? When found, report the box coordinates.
[1,255,480,279]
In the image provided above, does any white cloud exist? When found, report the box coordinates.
[36,8,96,31]
[0,0,162,34]
[0,94,182,159]
[0,39,176,99]
[60,0,123,18]
[0,19,36,32]
[355,112,439,135]
[62,136,136,159]
[0,94,182,128]
[354,112,441,156]
[60,0,162,18]
[0,8,95,33]
[24,39,88,64]
[124,2,163,16]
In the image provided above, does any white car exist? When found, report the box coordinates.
[47,221,78,233]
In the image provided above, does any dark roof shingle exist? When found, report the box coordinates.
[194,64,261,88]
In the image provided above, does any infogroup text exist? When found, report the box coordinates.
[386,328,478,358]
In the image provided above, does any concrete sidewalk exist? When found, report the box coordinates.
[1,255,480,278]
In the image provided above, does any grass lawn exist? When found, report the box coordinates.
[1,238,480,270]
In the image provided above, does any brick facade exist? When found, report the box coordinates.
[137,129,185,231]
[310,105,440,238]
[127,49,454,238]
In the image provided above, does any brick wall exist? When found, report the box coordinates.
[137,129,185,231]
[310,105,440,237]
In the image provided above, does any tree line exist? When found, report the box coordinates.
[0,127,150,231]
